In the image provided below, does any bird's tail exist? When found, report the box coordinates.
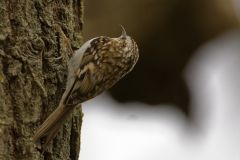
[33,103,78,153]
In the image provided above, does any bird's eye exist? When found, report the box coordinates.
[122,37,126,40]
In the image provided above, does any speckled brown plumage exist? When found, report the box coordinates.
[65,36,139,104]
[33,25,139,153]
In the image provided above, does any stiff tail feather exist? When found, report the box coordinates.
[33,103,78,153]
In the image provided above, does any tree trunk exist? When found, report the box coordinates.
[0,0,83,159]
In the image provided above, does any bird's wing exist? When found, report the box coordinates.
[63,36,112,105]
[64,58,104,105]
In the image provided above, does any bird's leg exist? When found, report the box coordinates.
[54,25,74,60]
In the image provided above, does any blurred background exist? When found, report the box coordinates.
[80,0,240,159]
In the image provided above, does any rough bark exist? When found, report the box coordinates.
[0,0,83,159]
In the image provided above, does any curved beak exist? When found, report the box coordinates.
[119,24,127,36]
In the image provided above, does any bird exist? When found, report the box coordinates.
[33,25,139,153]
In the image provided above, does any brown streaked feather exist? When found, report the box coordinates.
[79,55,95,69]
[66,63,104,105]
[79,71,94,94]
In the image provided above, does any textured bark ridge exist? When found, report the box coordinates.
[0,0,83,159]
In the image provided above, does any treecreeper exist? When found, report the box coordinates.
[33,25,139,153]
